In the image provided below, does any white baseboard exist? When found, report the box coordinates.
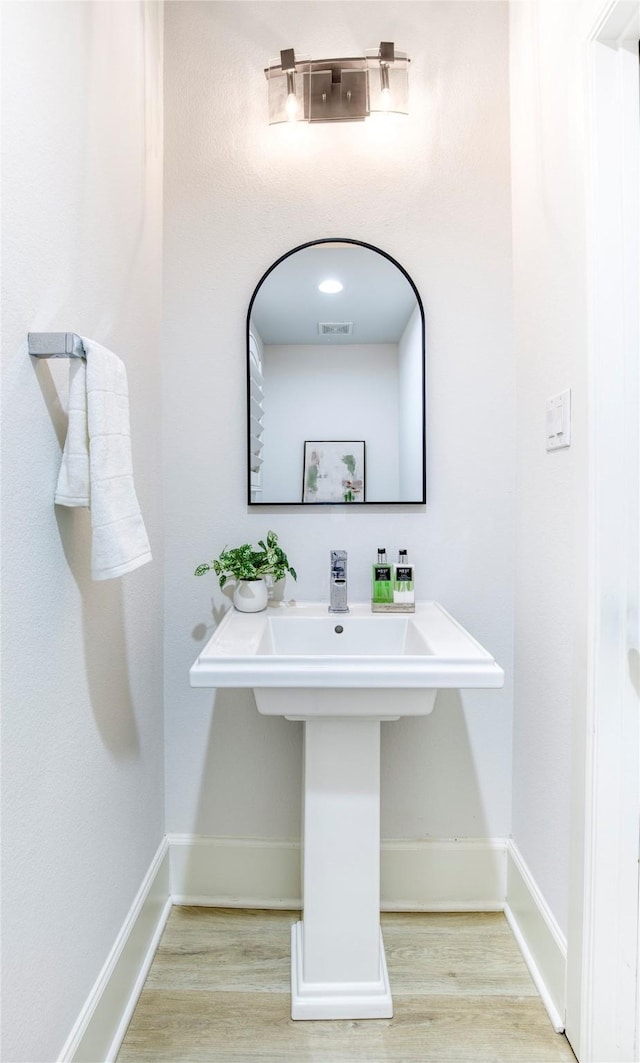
[168,834,507,911]
[58,835,566,1063]
[504,840,567,1033]
[58,837,171,1063]
[381,838,506,910]
[169,833,302,907]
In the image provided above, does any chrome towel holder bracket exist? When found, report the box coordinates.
[28,332,86,359]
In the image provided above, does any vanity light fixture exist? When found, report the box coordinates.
[318,279,344,294]
[265,43,409,125]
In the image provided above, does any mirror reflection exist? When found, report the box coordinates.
[247,239,426,505]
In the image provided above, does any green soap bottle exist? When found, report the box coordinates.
[372,548,393,605]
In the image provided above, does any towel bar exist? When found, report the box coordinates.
[28,332,85,359]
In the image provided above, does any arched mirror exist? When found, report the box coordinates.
[247,239,426,505]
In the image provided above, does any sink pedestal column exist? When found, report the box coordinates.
[291,716,393,1020]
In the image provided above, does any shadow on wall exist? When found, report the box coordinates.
[33,356,141,759]
[183,688,486,887]
[55,505,141,759]
[381,689,488,839]
[192,687,304,839]
[191,593,230,645]
[629,648,639,699]
[32,356,68,450]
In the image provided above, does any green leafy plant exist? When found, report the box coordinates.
[195,530,297,590]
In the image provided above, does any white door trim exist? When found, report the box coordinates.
[566,3,640,1060]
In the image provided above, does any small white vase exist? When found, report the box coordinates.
[233,578,268,613]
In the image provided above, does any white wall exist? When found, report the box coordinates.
[398,306,424,501]
[5,0,620,1054]
[261,342,399,502]
[164,2,514,847]
[509,0,599,943]
[0,4,165,1061]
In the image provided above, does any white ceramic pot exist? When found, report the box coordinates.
[233,578,268,613]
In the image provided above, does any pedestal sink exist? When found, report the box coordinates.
[190,601,504,1020]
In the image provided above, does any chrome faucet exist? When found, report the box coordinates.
[329,550,349,613]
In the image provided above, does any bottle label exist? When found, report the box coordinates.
[394,563,414,604]
[372,564,393,603]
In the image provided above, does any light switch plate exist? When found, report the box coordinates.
[546,389,572,450]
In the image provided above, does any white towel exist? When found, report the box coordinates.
[55,338,152,580]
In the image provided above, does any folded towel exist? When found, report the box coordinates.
[55,338,152,580]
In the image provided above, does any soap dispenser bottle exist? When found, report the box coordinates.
[371,548,393,610]
[393,549,415,610]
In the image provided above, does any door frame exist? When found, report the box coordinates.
[566,2,640,1060]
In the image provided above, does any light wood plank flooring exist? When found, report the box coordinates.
[117,908,577,1062]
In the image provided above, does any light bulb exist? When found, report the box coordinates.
[379,61,392,111]
[285,92,298,120]
[318,279,343,294]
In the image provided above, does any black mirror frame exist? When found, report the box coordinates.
[246,237,426,506]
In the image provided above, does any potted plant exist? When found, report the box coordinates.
[195,530,297,612]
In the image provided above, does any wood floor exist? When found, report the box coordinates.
[117,907,577,1063]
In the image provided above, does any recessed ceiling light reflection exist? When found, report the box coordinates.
[318,279,343,294]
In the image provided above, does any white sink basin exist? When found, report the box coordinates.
[265,613,428,656]
[189,599,503,1021]
[189,600,504,697]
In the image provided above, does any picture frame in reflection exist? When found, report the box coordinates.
[302,441,365,504]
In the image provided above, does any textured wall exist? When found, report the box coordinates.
[163,2,515,845]
[0,4,165,1061]
[509,1,593,940]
